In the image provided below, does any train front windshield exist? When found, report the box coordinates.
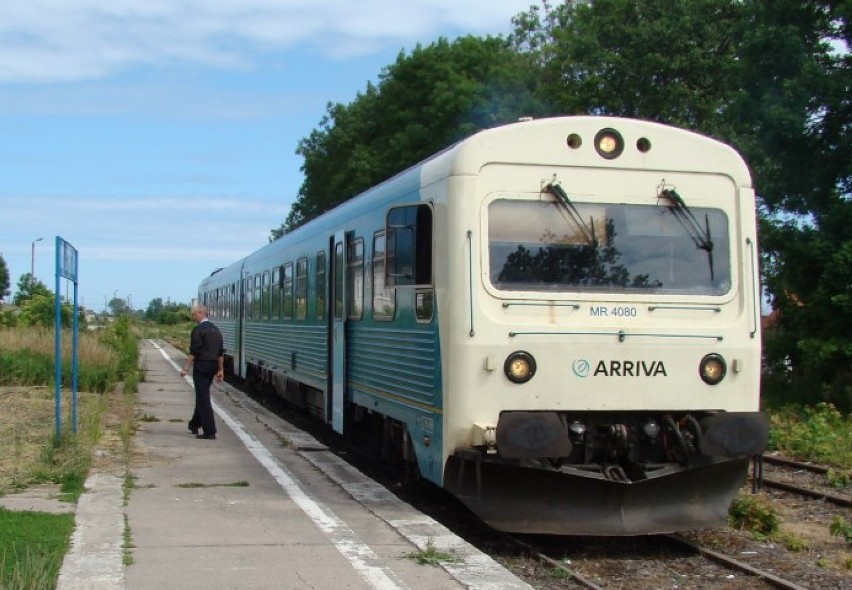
[488,198,731,295]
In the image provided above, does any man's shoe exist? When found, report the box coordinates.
[196,433,216,440]
[188,423,199,435]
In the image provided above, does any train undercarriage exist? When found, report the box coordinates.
[444,410,768,536]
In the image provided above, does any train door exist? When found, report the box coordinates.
[328,231,346,433]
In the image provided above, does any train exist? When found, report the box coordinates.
[198,116,768,535]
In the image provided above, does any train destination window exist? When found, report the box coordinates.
[347,238,364,320]
[386,204,432,287]
[282,263,294,320]
[372,232,395,321]
[488,199,731,295]
[316,251,326,321]
[296,258,308,320]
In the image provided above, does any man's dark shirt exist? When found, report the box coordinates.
[189,320,224,361]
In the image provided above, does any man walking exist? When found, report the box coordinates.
[179,305,224,439]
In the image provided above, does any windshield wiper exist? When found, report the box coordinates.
[545,180,597,246]
[658,187,715,280]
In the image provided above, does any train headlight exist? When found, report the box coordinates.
[700,354,727,385]
[594,128,624,159]
[504,351,536,384]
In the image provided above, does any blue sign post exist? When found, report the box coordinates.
[54,237,79,438]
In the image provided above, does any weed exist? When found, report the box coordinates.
[829,516,852,546]
[405,539,459,566]
[780,532,807,552]
[728,494,779,539]
[826,468,851,490]
[138,414,159,422]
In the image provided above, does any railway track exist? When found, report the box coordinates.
[512,533,815,590]
[755,455,852,507]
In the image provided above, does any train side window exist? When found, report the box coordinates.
[347,238,364,320]
[296,258,308,320]
[244,278,252,319]
[334,243,344,320]
[271,267,281,320]
[316,251,326,321]
[261,271,270,320]
[282,263,294,320]
[386,204,432,287]
[372,232,395,321]
[254,274,261,320]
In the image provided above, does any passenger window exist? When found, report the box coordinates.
[296,258,308,320]
[416,289,434,322]
[347,239,364,320]
[282,263,294,320]
[254,274,261,319]
[334,242,344,321]
[271,267,281,320]
[372,232,395,321]
[386,204,432,287]
[244,278,252,319]
[316,251,326,321]
[261,271,270,320]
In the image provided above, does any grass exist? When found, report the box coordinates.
[405,539,459,566]
[767,403,852,468]
[0,320,141,589]
[0,508,75,590]
[0,329,117,393]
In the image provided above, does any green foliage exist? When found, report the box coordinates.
[830,516,852,546]
[826,468,851,490]
[12,274,50,307]
[0,508,74,590]
[405,539,459,566]
[144,297,191,324]
[17,294,72,328]
[0,254,9,303]
[274,35,546,236]
[780,532,807,553]
[767,403,852,467]
[0,346,115,393]
[728,493,779,539]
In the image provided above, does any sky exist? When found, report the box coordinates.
[0,0,534,313]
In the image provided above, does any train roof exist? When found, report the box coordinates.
[199,116,752,286]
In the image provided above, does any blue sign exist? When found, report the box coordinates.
[55,237,80,437]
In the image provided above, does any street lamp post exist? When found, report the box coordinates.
[31,237,43,286]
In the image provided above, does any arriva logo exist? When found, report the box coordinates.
[572,359,591,378]
[572,359,668,378]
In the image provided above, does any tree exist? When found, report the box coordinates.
[13,273,51,306]
[0,254,9,303]
[108,296,128,317]
[732,0,851,409]
[272,35,546,237]
[145,297,165,321]
[511,0,744,136]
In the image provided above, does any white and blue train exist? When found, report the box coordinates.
[198,116,768,535]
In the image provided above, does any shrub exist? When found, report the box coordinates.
[729,494,779,539]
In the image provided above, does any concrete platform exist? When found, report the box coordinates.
[58,339,531,590]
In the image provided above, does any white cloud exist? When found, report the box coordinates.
[0,0,532,84]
